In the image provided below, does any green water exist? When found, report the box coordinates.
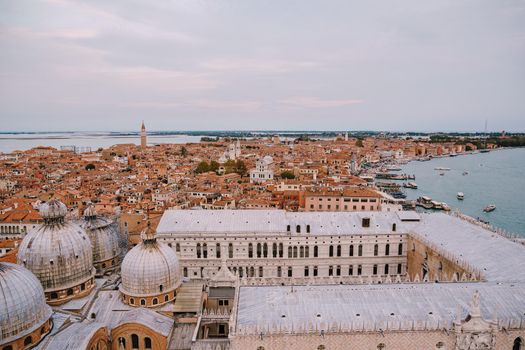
[399,148,525,237]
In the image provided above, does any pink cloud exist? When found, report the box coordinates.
[279,96,364,108]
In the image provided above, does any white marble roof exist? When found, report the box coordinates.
[235,282,525,334]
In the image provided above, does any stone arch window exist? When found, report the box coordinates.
[165,294,169,302]
[216,243,221,258]
[159,284,164,292]
[272,243,277,258]
[67,288,74,296]
[183,267,188,277]
[140,299,146,306]
[436,341,445,349]
[296,225,301,233]
[385,244,390,256]
[349,244,354,256]
[130,298,135,305]
[300,246,304,258]
[514,337,524,350]
[81,283,86,291]
[152,298,158,305]
[392,223,396,231]
[118,337,126,349]
[131,334,139,349]
[336,244,341,257]
[229,243,234,258]
[374,244,379,256]
[263,243,268,257]
[313,245,318,257]
[196,243,202,258]
[144,337,152,349]
[305,245,309,257]
[248,243,253,258]
[358,244,363,256]
[306,225,311,233]
[288,246,292,258]
[293,246,298,258]
[24,336,32,346]
[286,225,291,232]
[329,245,334,257]
[384,264,389,275]
[250,266,255,277]
[377,343,386,350]
[373,264,378,275]
[50,292,58,299]
[398,243,403,255]
[203,243,208,258]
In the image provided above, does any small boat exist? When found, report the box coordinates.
[403,182,418,189]
[480,149,490,153]
[434,167,451,171]
[457,192,464,200]
[462,171,469,176]
[483,205,496,212]
[449,153,457,157]
[439,172,445,176]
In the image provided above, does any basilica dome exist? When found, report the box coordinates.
[120,225,181,307]
[0,262,52,348]
[81,205,120,276]
[17,199,96,305]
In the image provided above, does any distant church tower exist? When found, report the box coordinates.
[140,121,147,149]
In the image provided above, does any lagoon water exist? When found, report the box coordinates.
[400,148,525,236]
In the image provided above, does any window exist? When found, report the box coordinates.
[197,243,202,258]
[328,266,333,276]
[305,246,309,257]
[384,264,389,275]
[183,267,188,277]
[50,292,58,299]
[257,243,262,258]
[296,225,301,233]
[229,243,233,258]
[374,244,379,256]
[377,344,386,350]
[279,243,284,257]
[3,346,13,350]
[336,265,341,276]
[24,336,32,346]
[203,243,208,258]
[288,246,293,258]
[306,225,311,233]
[259,266,263,277]
[248,243,253,258]
[118,338,126,348]
[216,243,221,258]
[145,337,152,349]
[392,223,397,232]
[263,243,268,258]
[337,245,341,257]
[357,265,362,275]
[152,298,158,305]
[277,266,282,277]
[165,295,169,302]
[287,225,291,232]
[288,266,293,277]
[385,244,390,256]
[313,266,318,276]
[250,266,255,277]
[373,264,378,275]
[513,337,524,350]
[130,298,135,305]
[300,246,304,258]
[358,244,363,256]
[314,245,318,257]
[398,243,403,255]
[272,243,277,258]
[362,218,370,227]
[176,243,180,252]
[397,263,402,274]
[318,345,326,350]
[349,244,354,256]
[132,334,139,349]
[257,347,265,350]
[293,246,298,258]
[304,266,309,277]
[159,284,164,292]
[349,265,353,275]
[329,245,334,257]
[140,299,146,306]
[435,342,445,349]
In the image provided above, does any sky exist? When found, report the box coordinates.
[1,0,524,132]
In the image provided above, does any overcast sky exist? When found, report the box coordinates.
[1,0,524,132]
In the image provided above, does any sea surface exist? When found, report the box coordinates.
[0,132,202,153]
[399,148,525,236]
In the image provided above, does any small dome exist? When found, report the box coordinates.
[40,199,67,221]
[18,200,95,296]
[81,206,120,275]
[120,239,181,298]
[0,262,52,345]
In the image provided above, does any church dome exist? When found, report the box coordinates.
[120,226,181,307]
[17,199,96,305]
[81,205,120,276]
[0,262,52,347]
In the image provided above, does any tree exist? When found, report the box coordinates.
[85,163,96,171]
[180,146,188,157]
[195,161,210,174]
[209,161,220,172]
[280,171,295,179]
[355,139,364,147]
[234,160,247,175]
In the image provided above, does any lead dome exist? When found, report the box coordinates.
[81,205,121,277]
[0,262,52,349]
[17,199,96,305]
[119,224,181,307]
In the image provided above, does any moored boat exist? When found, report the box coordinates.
[457,192,464,200]
[483,204,496,212]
